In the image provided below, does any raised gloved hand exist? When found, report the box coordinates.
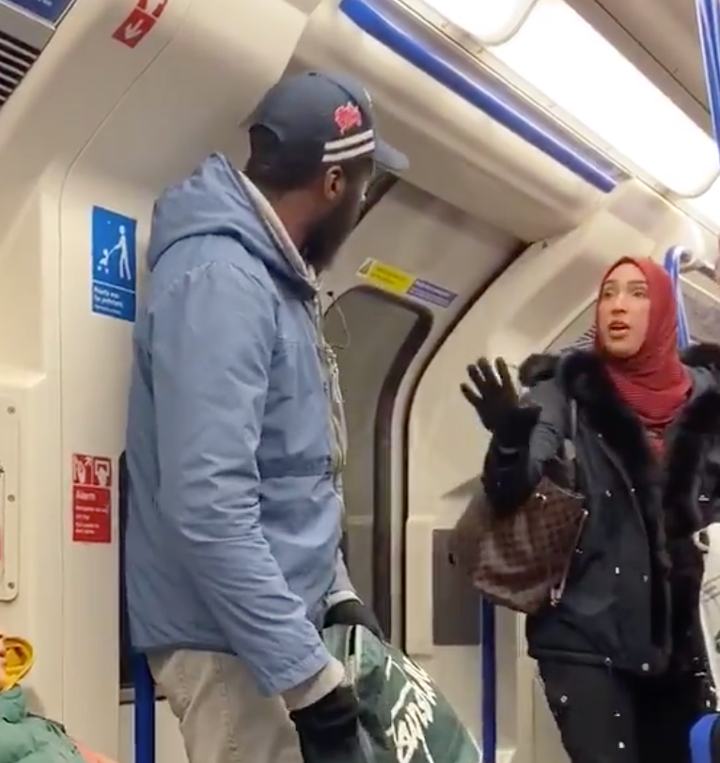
[289,682,364,763]
[324,599,384,641]
[460,357,540,445]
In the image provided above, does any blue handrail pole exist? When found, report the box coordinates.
[120,449,155,763]
[481,599,497,763]
[696,0,720,153]
[663,247,691,348]
[132,654,156,763]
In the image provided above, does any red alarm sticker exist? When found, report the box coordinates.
[72,454,112,544]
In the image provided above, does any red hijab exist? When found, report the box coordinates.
[594,257,691,451]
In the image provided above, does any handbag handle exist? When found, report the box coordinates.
[562,399,580,493]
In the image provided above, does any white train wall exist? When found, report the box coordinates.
[0,1,716,762]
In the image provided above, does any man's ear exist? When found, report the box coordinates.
[322,166,346,203]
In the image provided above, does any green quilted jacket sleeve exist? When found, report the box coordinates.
[0,687,85,763]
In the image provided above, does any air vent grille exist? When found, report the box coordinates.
[0,27,39,110]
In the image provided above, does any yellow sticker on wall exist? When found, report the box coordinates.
[356,258,415,295]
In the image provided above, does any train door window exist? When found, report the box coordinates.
[323,287,431,637]
[683,284,720,344]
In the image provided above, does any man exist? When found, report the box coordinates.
[124,71,408,763]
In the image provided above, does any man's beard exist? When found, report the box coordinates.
[301,196,358,273]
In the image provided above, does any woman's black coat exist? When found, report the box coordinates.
[482,343,720,677]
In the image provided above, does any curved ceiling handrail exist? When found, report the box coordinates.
[401,0,541,47]
[485,0,719,198]
[477,0,541,46]
[664,246,692,348]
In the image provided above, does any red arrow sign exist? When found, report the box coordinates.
[136,0,168,19]
[112,0,169,49]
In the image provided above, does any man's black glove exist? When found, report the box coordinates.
[290,683,363,763]
[461,357,540,445]
[324,599,384,641]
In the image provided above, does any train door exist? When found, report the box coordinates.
[407,243,602,763]
[320,178,522,754]
[323,288,430,633]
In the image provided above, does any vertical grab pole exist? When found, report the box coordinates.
[663,247,691,349]
[120,451,156,763]
[133,656,156,763]
[481,599,497,763]
[696,0,720,152]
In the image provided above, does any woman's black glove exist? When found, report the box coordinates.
[290,683,364,763]
[461,357,540,445]
[325,599,384,641]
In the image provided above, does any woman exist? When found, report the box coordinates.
[462,257,720,763]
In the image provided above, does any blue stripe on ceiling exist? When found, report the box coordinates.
[340,0,624,192]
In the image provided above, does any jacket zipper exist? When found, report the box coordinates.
[551,504,589,605]
[309,296,347,486]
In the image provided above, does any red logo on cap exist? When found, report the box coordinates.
[334,102,362,134]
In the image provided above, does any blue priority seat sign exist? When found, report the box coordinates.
[2,0,75,25]
[91,206,138,323]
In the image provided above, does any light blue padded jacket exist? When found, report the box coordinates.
[125,153,356,697]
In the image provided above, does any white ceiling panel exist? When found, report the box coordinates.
[565,0,710,133]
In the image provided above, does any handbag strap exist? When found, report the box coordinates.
[563,399,579,492]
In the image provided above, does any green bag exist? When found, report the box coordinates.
[323,624,481,763]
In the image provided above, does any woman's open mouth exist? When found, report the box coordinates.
[608,322,629,338]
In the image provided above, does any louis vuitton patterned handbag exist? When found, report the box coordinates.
[449,400,587,614]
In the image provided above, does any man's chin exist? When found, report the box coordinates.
[302,247,338,274]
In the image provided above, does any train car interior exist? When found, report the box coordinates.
[1,0,720,761]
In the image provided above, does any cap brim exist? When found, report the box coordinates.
[374,137,409,173]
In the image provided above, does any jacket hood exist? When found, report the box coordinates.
[518,342,720,388]
[146,153,313,295]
